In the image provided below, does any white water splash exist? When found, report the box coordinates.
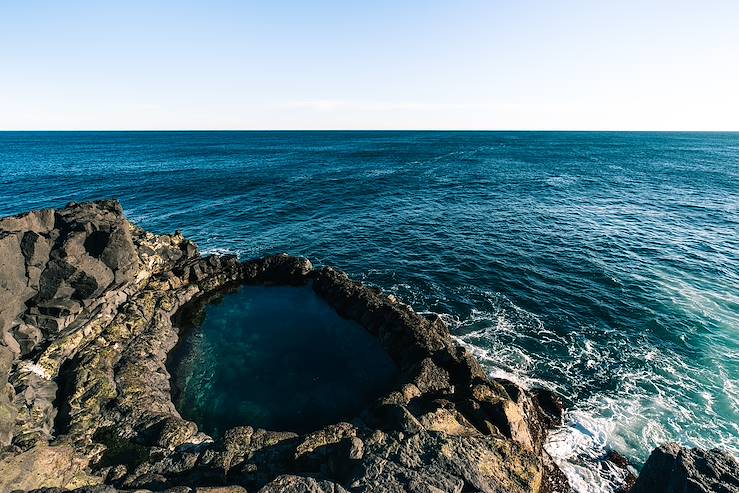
[438,289,739,493]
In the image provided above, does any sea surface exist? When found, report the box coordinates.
[1,131,737,491]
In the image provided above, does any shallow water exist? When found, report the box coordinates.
[168,285,398,437]
[1,131,737,491]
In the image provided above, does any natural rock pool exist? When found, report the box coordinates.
[168,285,399,438]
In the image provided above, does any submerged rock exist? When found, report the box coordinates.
[0,200,572,492]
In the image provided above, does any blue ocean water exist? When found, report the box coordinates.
[1,131,737,491]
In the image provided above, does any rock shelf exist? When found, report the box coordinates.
[1,200,734,493]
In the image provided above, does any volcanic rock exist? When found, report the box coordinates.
[0,200,567,493]
[631,443,739,493]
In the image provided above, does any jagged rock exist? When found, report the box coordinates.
[0,346,16,447]
[531,388,565,430]
[242,254,313,285]
[294,423,357,459]
[417,406,474,436]
[605,450,637,493]
[631,443,739,493]
[0,231,31,347]
[0,443,101,491]
[258,475,348,493]
[408,358,453,395]
[195,487,248,493]
[0,201,568,493]
[349,430,543,493]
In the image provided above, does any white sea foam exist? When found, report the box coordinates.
[437,288,739,493]
[200,246,241,257]
[546,175,578,187]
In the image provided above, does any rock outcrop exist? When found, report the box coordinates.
[631,443,739,493]
[0,200,560,492]
[2,201,737,493]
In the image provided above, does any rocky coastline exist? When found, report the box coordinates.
[0,200,736,493]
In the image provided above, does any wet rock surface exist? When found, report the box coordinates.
[630,443,739,493]
[0,200,729,493]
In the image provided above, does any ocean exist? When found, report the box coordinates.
[1,131,737,491]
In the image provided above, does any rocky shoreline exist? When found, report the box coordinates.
[0,201,736,493]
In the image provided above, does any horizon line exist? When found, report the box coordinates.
[1,129,739,133]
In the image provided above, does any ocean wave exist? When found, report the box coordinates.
[199,246,242,257]
[434,288,739,493]
[546,175,578,187]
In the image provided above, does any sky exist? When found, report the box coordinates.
[1,1,738,130]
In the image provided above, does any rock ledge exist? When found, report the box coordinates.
[0,201,568,493]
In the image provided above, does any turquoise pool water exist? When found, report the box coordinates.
[168,285,398,437]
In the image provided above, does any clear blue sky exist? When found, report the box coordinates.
[1,1,738,130]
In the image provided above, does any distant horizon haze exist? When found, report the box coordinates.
[2,130,739,133]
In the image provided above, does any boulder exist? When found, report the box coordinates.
[258,475,348,493]
[0,443,101,491]
[632,443,739,493]
[242,254,313,285]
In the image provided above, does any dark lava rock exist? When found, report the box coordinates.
[631,443,739,493]
[242,254,313,285]
[258,475,348,492]
[603,450,637,493]
[0,201,570,493]
[531,388,565,430]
